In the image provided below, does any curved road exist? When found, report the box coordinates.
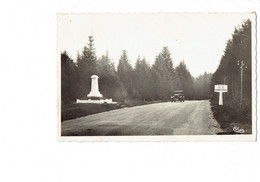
[61,100,223,136]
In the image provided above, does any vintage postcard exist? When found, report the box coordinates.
[57,13,256,141]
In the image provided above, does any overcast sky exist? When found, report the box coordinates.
[57,13,253,77]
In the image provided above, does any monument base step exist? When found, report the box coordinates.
[76,99,117,104]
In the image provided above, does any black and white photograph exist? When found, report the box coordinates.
[2,0,260,182]
[57,13,256,141]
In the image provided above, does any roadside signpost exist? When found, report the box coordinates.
[214,84,228,105]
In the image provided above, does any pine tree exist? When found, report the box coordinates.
[151,47,175,100]
[133,57,153,101]
[61,51,77,103]
[97,51,119,98]
[175,61,194,99]
[77,36,97,98]
[117,50,133,97]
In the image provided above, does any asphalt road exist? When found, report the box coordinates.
[61,100,223,136]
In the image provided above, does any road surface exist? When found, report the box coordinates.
[61,100,223,136]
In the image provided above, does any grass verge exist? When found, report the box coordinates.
[61,103,122,121]
[61,99,163,122]
[210,100,252,134]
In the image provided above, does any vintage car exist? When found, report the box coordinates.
[171,90,185,102]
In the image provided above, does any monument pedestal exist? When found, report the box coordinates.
[87,75,103,98]
[76,98,117,104]
[76,75,117,104]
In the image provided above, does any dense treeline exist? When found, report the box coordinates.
[211,19,251,108]
[210,19,252,132]
[61,36,212,104]
[194,72,212,100]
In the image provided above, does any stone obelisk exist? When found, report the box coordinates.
[87,75,103,97]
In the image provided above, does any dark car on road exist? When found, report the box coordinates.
[171,90,185,102]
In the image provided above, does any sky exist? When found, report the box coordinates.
[57,13,254,77]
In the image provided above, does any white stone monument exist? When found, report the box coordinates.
[76,75,117,104]
[87,75,103,97]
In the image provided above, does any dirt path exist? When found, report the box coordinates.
[61,100,222,136]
